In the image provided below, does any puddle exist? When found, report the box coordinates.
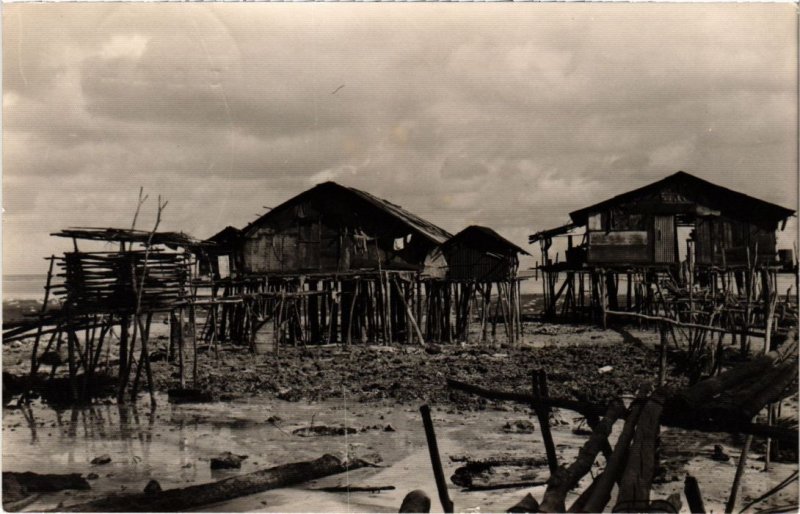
[2,395,424,511]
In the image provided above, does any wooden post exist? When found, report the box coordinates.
[539,399,625,513]
[582,395,647,513]
[684,475,706,514]
[533,370,559,475]
[658,323,668,386]
[725,434,753,513]
[419,405,453,513]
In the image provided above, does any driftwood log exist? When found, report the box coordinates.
[538,399,625,513]
[614,390,667,512]
[580,395,647,513]
[58,454,372,512]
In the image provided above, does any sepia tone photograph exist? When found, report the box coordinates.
[2,3,798,512]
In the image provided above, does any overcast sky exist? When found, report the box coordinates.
[3,3,797,276]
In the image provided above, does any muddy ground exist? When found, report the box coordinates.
[2,320,798,512]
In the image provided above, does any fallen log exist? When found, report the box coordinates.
[58,454,374,512]
[312,485,395,493]
[678,334,797,408]
[447,378,604,418]
[447,378,798,443]
[539,399,626,513]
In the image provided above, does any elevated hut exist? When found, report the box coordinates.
[200,182,453,346]
[559,171,794,268]
[529,171,796,354]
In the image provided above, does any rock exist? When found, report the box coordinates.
[384,424,396,432]
[149,349,168,363]
[38,351,64,366]
[143,479,162,494]
[167,388,213,404]
[502,420,536,434]
[399,490,431,513]
[425,344,442,355]
[266,415,282,423]
[210,452,248,470]
[91,454,112,465]
[711,445,730,462]
[86,473,99,480]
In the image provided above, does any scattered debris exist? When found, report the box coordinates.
[292,425,357,437]
[91,454,112,465]
[711,445,730,462]
[167,388,214,404]
[451,457,548,490]
[502,420,536,434]
[210,452,248,470]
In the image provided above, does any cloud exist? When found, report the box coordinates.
[3,3,797,276]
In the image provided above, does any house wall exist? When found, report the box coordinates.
[695,217,777,265]
[584,208,778,266]
[239,198,438,274]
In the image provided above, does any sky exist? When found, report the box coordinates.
[3,3,798,276]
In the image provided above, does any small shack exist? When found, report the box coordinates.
[443,225,529,282]
[441,225,530,343]
[199,226,242,279]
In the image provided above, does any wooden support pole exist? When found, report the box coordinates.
[533,370,559,476]
[419,404,454,514]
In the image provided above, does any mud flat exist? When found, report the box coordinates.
[3,322,797,512]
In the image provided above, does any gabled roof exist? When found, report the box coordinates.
[243,182,452,245]
[207,226,241,244]
[445,225,530,255]
[569,171,795,226]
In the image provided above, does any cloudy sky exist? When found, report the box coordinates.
[3,3,797,276]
